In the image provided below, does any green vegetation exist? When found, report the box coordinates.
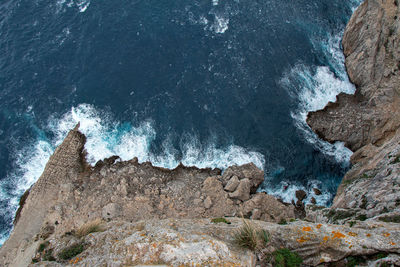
[273,248,303,267]
[346,256,366,267]
[233,220,259,250]
[278,218,287,225]
[38,241,49,253]
[75,219,104,238]
[43,249,56,261]
[233,220,269,251]
[390,155,400,164]
[31,258,39,264]
[375,252,389,259]
[211,217,231,224]
[258,229,269,245]
[57,242,85,260]
[325,209,356,223]
[356,214,367,221]
[348,221,356,227]
[378,215,400,223]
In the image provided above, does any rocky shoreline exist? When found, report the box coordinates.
[1,0,400,266]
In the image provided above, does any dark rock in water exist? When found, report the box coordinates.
[313,188,322,195]
[311,197,317,204]
[296,190,307,201]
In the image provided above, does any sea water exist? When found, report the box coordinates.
[0,0,361,244]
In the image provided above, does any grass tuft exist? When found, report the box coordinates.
[75,219,104,238]
[233,219,269,251]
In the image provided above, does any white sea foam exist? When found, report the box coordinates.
[0,103,265,245]
[76,0,90,12]
[281,30,355,163]
[264,179,333,206]
[211,14,229,33]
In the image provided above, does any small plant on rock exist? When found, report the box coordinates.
[58,242,85,260]
[273,248,303,267]
[75,218,104,238]
[233,219,269,251]
[211,217,231,224]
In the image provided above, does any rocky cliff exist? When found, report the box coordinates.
[1,0,400,266]
[308,0,400,217]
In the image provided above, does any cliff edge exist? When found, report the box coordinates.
[1,0,400,266]
[308,0,400,216]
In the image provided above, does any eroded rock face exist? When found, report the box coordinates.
[307,0,400,217]
[0,127,295,266]
[307,0,400,151]
[20,218,400,266]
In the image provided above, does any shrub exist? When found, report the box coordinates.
[278,218,287,225]
[211,218,231,224]
[43,249,56,261]
[75,219,104,238]
[38,241,49,253]
[346,256,366,267]
[58,242,85,260]
[379,215,400,223]
[356,214,367,221]
[273,248,303,267]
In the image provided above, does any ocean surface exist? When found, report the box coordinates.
[0,0,361,245]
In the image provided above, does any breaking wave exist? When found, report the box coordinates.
[0,104,265,245]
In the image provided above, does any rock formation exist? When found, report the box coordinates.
[308,0,400,218]
[1,0,400,266]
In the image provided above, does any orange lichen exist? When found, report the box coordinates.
[69,257,82,265]
[323,236,329,242]
[390,242,396,246]
[348,232,357,237]
[383,233,391,237]
[316,224,322,229]
[297,236,308,243]
[152,243,157,248]
[332,231,345,239]
[302,226,312,232]
[366,233,371,237]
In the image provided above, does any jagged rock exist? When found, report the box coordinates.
[311,197,316,205]
[313,188,322,195]
[229,178,251,201]
[221,163,264,192]
[224,175,240,192]
[307,0,400,219]
[296,190,307,202]
[204,196,213,209]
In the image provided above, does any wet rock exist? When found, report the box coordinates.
[296,190,307,202]
[311,197,317,205]
[313,188,322,195]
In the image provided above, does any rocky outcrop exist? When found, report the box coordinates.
[1,0,400,266]
[307,0,400,216]
[19,218,400,266]
[0,126,296,266]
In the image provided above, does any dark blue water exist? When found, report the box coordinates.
[0,0,360,244]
